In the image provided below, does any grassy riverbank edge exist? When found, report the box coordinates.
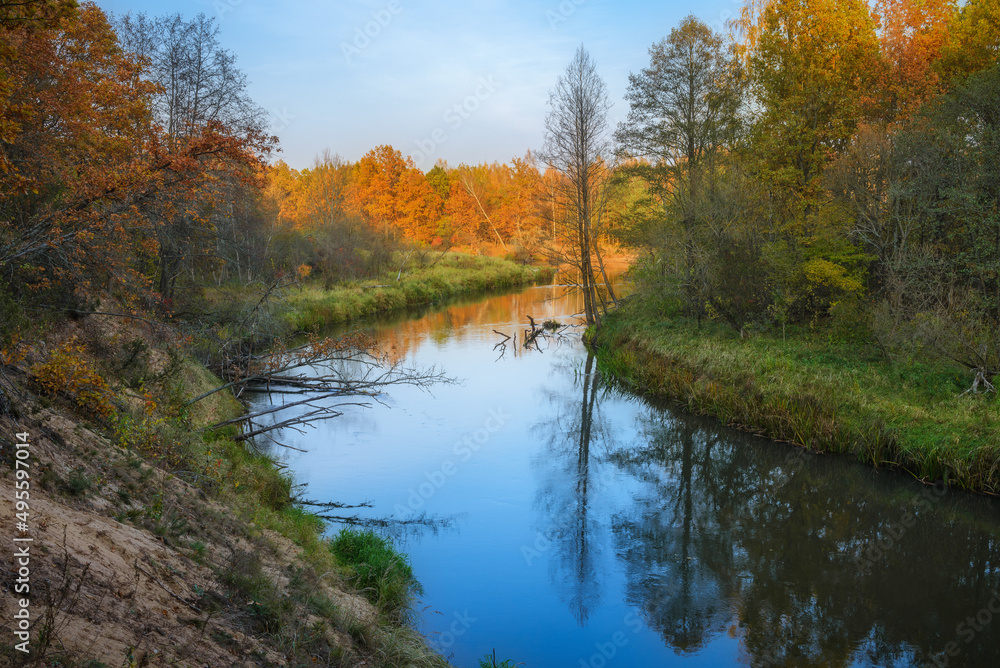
[283,253,556,331]
[589,300,1000,495]
[1,317,450,665]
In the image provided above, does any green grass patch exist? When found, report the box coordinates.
[283,252,555,331]
[145,349,447,665]
[592,296,1000,494]
[330,528,422,623]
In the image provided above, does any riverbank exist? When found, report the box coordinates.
[282,253,556,331]
[591,297,1000,494]
[0,310,447,666]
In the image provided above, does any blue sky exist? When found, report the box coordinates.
[94,0,745,171]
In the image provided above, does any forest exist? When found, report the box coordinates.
[0,0,998,448]
[2,1,998,384]
[614,0,1000,394]
[0,1,608,336]
[1,0,1000,665]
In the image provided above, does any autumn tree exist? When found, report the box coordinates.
[259,155,396,282]
[540,46,618,326]
[443,158,544,255]
[352,145,440,244]
[873,0,956,121]
[115,11,273,302]
[507,154,546,257]
[937,0,1000,81]
[744,0,881,217]
[0,2,161,310]
[0,0,78,171]
[616,16,741,319]
[291,151,356,232]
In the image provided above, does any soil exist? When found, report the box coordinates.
[0,309,384,667]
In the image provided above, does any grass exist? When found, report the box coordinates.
[591,295,1000,494]
[330,528,422,623]
[81,336,449,666]
[184,384,450,664]
[282,252,555,331]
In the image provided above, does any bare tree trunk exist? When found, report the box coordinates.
[541,46,614,328]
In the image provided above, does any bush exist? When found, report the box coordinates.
[32,337,116,419]
[479,651,518,668]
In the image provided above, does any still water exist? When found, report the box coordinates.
[253,283,1000,667]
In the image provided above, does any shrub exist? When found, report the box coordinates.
[32,337,115,419]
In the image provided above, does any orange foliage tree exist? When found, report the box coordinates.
[445,158,545,253]
[0,2,161,306]
[352,145,441,243]
[873,0,956,121]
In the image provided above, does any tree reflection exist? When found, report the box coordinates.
[610,416,738,652]
[609,405,1000,666]
[531,351,611,625]
[527,344,1000,666]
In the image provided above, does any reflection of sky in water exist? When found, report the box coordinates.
[249,284,1000,668]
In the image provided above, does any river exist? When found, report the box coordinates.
[251,280,1000,668]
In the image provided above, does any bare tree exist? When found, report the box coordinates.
[540,45,618,327]
[190,331,452,443]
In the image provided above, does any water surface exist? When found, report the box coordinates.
[252,283,1000,668]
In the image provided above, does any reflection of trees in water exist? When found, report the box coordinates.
[335,286,589,365]
[324,513,463,552]
[610,416,738,653]
[609,406,1000,667]
[531,351,615,625]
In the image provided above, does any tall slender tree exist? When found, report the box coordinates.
[541,45,617,327]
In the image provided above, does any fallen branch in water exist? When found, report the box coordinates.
[192,331,454,442]
[296,499,373,509]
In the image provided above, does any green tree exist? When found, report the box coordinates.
[616,16,741,320]
[937,0,1000,81]
[869,64,1000,390]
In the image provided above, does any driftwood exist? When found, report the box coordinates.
[961,367,997,395]
[195,335,451,443]
[294,499,373,509]
[492,316,556,359]
[523,315,543,349]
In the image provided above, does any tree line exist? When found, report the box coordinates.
[612,0,1000,389]
[260,148,569,286]
[4,0,998,388]
[0,0,621,338]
